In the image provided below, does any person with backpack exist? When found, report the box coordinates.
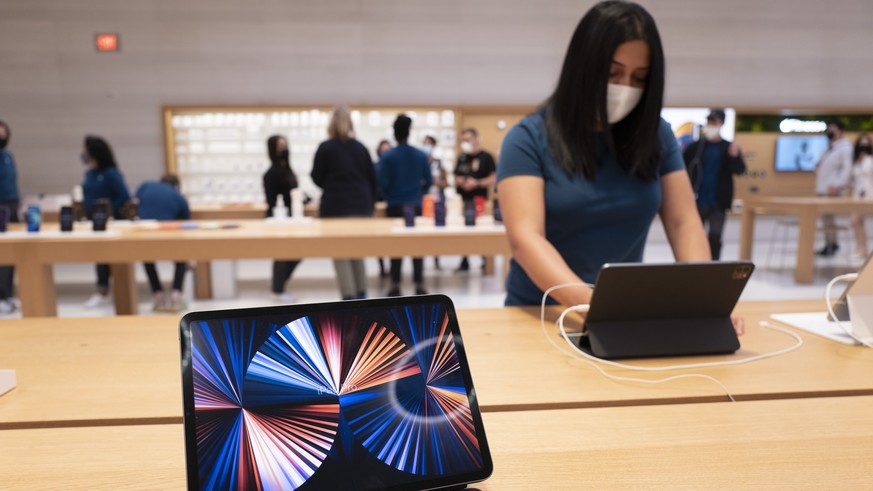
[683,109,746,260]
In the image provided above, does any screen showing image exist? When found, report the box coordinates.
[181,298,490,491]
[774,135,829,172]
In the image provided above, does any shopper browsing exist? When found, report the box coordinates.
[374,139,392,278]
[814,121,853,257]
[263,135,301,303]
[683,109,746,260]
[423,134,448,270]
[454,128,496,272]
[850,133,873,259]
[378,114,433,296]
[311,106,377,300]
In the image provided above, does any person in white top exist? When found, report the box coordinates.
[814,121,853,256]
[850,133,873,259]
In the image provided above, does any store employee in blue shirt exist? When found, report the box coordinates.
[496,2,742,334]
[0,120,20,314]
[136,175,191,312]
[683,109,746,260]
[81,135,132,309]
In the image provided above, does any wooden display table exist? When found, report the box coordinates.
[0,218,509,317]
[739,196,873,283]
[2,396,871,489]
[3,301,872,430]
[189,201,388,220]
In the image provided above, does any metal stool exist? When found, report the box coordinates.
[765,218,851,269]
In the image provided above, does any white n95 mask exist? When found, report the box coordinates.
[606,83,644,124]
[703,125,721,141]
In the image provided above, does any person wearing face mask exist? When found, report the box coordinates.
[495,2,743,334]
[814,121,854,257]
[264,135,301,303]
[0,120,20,314]
[423,135,448,198]
[81,135,132,309]
[454,127,496,272]
[422,135,448,270]
[850,133,873,259]
[311,106,377,300]
[682,109,746,260]
[374,139,392,278]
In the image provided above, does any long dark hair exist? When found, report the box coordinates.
[267,135,296,185]
[853,133,872,163]
[84,135,118,169]
[543,0,665,181]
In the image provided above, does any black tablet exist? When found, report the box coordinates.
[580,261,754,359]
[179,294,492,491]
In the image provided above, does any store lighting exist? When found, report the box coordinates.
[779,118,827,133]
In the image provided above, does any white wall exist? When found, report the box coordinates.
[1,0,872,194]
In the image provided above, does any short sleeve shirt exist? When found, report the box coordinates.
[496,113,684,305]
[454,151,496,200]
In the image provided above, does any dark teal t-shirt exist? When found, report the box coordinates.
[496,113,685,306]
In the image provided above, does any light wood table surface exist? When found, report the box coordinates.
[0,218,509,317]
[2,396,871,490]
[739,196,873,283]
[3,300,872,430]
[188,201,388,220]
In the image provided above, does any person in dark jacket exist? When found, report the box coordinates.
[135,174,191,312]
[263,135,301,303]
[0,120,20,314]
[312,106,377,300]
[378,114,433,296]
[81,135,132,309]
[683,109,746,260]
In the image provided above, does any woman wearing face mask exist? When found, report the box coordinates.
[423,135,448,198]
[81,135,132,309]
[422,135,448,270]
[264,135,301,303]
[850,133,873,259]
[682,109,746,260]
[496,2,741,333]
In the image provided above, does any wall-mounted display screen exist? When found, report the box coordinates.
[774,135,828,172]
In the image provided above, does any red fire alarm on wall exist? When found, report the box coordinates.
[95,33,120,52]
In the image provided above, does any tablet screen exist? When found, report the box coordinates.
[180,295,492,491]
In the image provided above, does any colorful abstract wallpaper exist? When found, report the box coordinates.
[186,302,487,490]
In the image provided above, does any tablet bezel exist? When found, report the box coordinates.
[179,294,493,491]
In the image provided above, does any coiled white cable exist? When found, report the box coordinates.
[539,282,805,402]
[825,273,873,348]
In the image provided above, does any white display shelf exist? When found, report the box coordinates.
[164,106,459,208]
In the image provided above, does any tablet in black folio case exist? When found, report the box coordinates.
[179,294,492,491]
[580,262,754,359]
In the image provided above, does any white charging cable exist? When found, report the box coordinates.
[539,282,805,402]
[825,273,873,348]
